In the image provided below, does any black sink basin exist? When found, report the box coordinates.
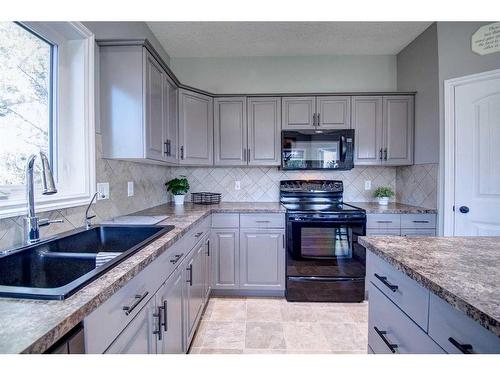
[0,225,174,300]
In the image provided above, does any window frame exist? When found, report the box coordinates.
[0,22,96,219]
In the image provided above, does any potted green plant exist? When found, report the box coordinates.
[373,186,394,206]
[165,176,190,205]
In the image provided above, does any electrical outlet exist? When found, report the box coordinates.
[96,183,110,200]
[364,180,372,190]
[127,181,134,197]
[234,180,241,190]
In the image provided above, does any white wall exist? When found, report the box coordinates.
[171,55,397,94]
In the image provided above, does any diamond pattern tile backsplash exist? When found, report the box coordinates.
[169,166,397,203]
[396,163,438,209]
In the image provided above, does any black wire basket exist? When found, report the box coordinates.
[191,192,222,205]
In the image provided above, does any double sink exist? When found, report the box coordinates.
[0,225,174,300]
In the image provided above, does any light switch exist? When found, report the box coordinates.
[97,183,109,200]
[235,181,241,190]
[364,180,372,190]
[127,181,134,197]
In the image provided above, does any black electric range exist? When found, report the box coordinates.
[280,180,367,302]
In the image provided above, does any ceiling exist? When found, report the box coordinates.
[147,22,432,58]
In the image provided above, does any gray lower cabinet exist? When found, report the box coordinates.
[366,213,436,237]
[104,296,157,354]
[239,229,285,290]
[247,97,281,166]
[183,242,206,346]
[178,89,214,165]
[156,268,184,354]
[211,229,240,289]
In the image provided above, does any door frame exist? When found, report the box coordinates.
[441,68,500,236]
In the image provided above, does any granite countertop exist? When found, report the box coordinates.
[359,236,500,336]
[348,202,437,214]
[0,202,284,354]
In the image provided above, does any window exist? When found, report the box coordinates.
[0,22,95,218]
[0,22,55,193]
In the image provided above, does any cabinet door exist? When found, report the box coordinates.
[163,76,178,163]
[144,51,165,162]
[178,89,214,165]
[383,96,414,166]
[156,269,184,354]
[184,244,205,344]
[282,97,316,129]
[247,97,281,166]
[316,96,351,129]
[239,229,285,290]
[211,229,239,289]
[214,97,247,166]
[352,96,383,165]
[105,296,157,354]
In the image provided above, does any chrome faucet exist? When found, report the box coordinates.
[24,152,63,244]
[85,192,98,229]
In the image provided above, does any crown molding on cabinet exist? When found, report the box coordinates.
[96,38,416,98]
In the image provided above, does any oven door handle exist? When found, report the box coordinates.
[288,219,365,225]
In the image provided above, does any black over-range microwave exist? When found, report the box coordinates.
[281,129,355,170]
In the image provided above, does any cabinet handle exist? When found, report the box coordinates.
[169,253,183,264]
[282,233,285,249]
[374,273,399,292]
[186,264,193,286]
[153,306,163,340]
[448,337,473,354]
[384,148,388,160]
[255,220,271,223]
[164,141,168,155]
[206,239,210,256]
[194,231,204,238]
[180,146,184,160]
[379,148,383,160]
[247,148,251,162]
[374,326,398,353]
[122,291,149,316]
[376,220,393,223]
[412,220,430,223]
[313,113,317,126]
[162,300,168,332]
[317,113,320,126]
[243,148,246,162]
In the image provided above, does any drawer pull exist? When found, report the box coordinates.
[448,337,473,354]
[194,232,204,238]
[123,291,149,316]
[186,264,193,286]
[170,253,183,264]
[374,326,398,353]
[412,220,430,223]
[255,220,271,223]
[374,273,399,292]
[376,220,393,223]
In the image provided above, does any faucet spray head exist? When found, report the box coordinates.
[39,152,57,195]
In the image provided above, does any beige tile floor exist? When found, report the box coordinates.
[189,297,369,354]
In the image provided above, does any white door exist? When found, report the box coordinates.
[454,73,500,235]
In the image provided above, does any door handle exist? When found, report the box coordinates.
[459,206,469,214]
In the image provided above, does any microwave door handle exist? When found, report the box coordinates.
[341,136,347,161]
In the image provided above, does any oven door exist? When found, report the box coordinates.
[281,129,354,170]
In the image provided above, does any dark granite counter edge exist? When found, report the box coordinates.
[359,238,499,337]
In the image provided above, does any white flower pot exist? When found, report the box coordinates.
[173,194,185,205]
[377,197,389,206]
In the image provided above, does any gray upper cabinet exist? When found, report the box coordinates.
[316,96,351,129]
[352,95,414,166]
[100,45,177,165]
[239,229,285,290]
[214,97,247,166]
[352,96,384,165]
[178,89,214,165]
[282,97,316,129]
[163,76,178,163]
[247,97,281,166]
[383,96,414,166]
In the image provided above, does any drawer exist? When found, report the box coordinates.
[428,293,500,354]
[211,213,239,228]
[401,214,436,229]
[366,214,401,229]
[184,217,211,252]
[84,255,165,353]
[401,228,436,237]
[366,229,401,236]
[368,283,444,354]
[240,213,285,228]
[367,251,429,330]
